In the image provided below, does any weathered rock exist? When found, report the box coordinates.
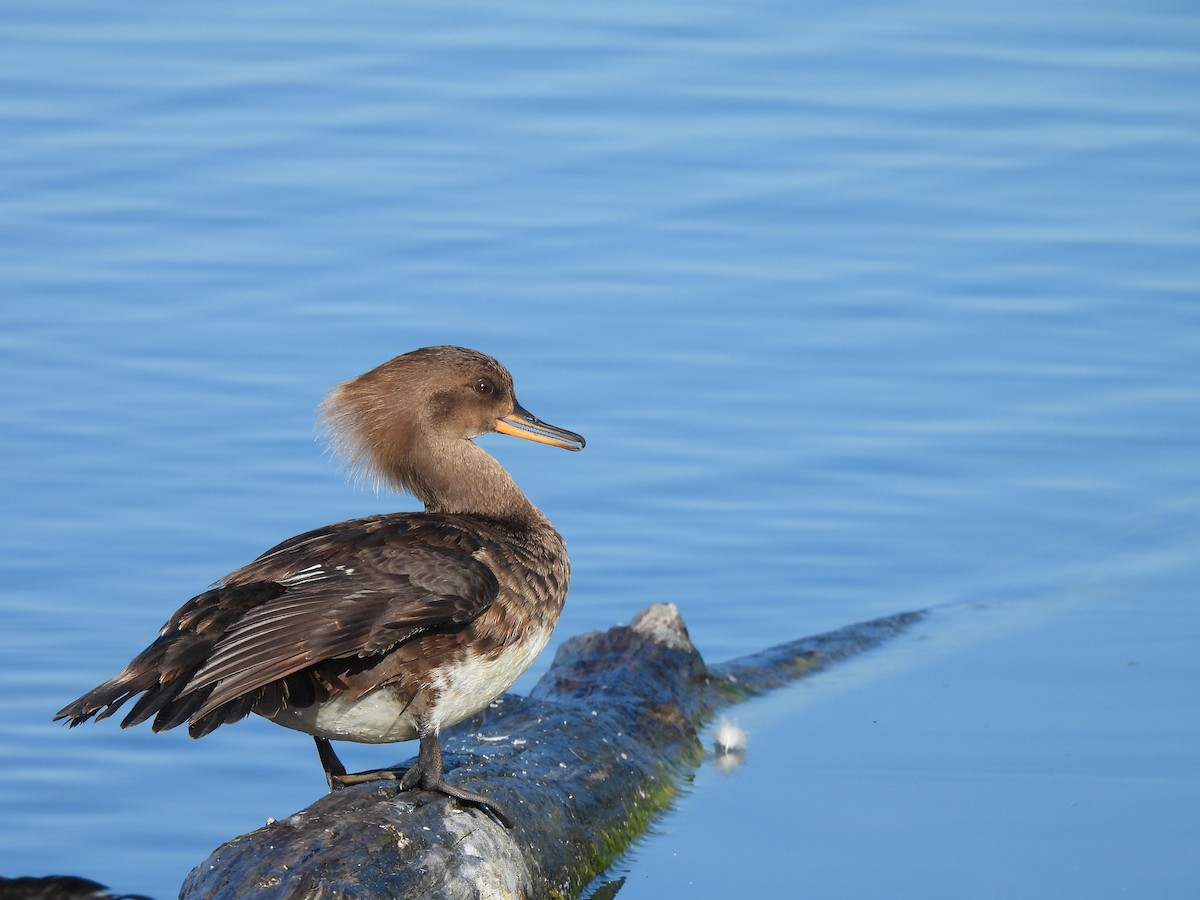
[180,604,922,899]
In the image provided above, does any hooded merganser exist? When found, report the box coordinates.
[55,346,585,827]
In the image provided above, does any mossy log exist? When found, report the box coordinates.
[180,603,922,899]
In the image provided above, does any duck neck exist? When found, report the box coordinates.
[401,437,549,528]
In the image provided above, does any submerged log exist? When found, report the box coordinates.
[180,604,922,899]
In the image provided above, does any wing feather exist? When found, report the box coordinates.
[185,544,498,719]
[55,514,504,735]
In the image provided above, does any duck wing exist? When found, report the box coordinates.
[187,542,497,718]
[55,515,499,736]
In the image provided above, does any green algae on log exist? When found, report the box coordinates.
[180,603,923,900]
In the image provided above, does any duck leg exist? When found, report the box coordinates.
[313,734,513,827]
[315,736,404,791]
[315,736,352,788]
[400,730,514,828]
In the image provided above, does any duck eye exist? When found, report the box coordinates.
[474,378,494,396]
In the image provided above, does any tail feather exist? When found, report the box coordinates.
[54,581,333,737]
[128,681,210,732]
[55,658,330,736]
[54,670,154,727]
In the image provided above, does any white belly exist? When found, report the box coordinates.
[426,623,553,732]
[267,686,420,744]
[263,624,553,743]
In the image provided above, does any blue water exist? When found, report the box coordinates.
[3,1,1198,896]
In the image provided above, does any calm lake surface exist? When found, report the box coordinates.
[3,1,1198,897]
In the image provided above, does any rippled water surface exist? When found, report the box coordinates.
[3,1,1198,897]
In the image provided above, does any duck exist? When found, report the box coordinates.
[55,345,585,827]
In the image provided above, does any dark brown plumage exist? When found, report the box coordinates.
[55,346,584,826]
